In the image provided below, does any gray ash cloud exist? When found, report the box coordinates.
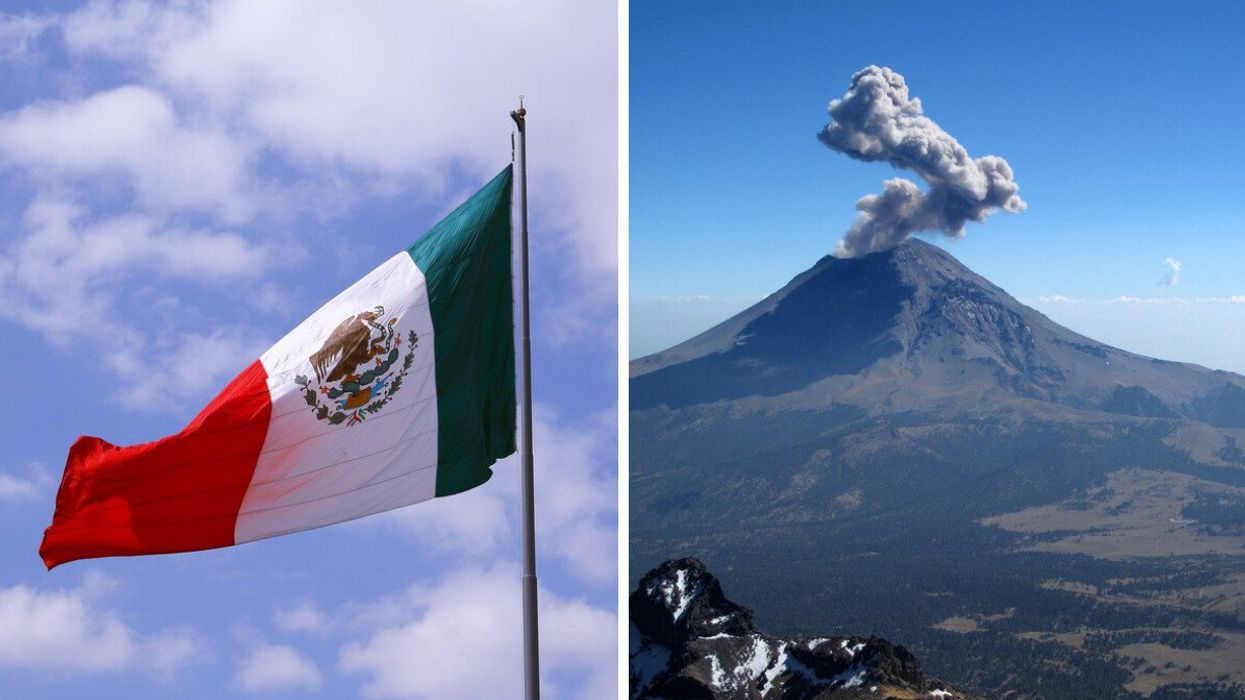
[820,65,1025,257]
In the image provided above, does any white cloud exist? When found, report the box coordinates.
[0,13,54,61]
[0,85,253,221]
[0,473,39,501]
[1033,295,1245,375]
[142,627,201,682]
[529,409,617,582]
[60,0,195,60]
[1,0,617,416]
[383,406,616,583]
[1036,294,1074,304]
[1161,257,1182,287]
[0,198,268,334]
[0,582,133,671]
[110,328,267,411]
[236,643,322,693]
[53,0,616,286]
[274,602,330,635]
[338,563,615,700]
[1196,295,1245,304]
[0,575,199,679]
[0,197,274,410]
[1033,295,1245,307]
[1114,295,1178,304]
[386,488,513,553]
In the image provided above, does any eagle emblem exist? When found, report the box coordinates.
[294,305,418,426]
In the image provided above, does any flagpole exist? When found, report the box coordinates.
[511,98,541,700]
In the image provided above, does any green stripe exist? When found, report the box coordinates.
[407,166,517,497]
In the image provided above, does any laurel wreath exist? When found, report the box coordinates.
[294,330,419,426]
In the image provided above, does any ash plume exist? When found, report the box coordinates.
[820,66,1025,257]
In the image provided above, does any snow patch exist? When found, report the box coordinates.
[782,653,825,686]
[830,663,867,688]
[710,635,773,694]
[839,638,866,657]
[741,635,772,680]
[700,637,773,695]
[930,690,954,698]
[645,567,704,622]
[761,641,788,689]
[708,655,729,691]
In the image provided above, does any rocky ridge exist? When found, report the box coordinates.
[631,558,983,700]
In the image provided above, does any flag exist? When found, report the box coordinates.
[40,167,516,569]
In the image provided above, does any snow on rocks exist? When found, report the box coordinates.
[645,566,703,622]
[839,638,867,658]
[630,558,986,699]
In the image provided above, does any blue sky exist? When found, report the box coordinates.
[0,2,616,698]
[631,1,1245,371]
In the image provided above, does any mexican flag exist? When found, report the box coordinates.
[40,167,517,569]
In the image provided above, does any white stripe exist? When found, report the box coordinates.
[236,252,438,543]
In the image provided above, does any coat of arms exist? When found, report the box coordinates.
[294,305,418,426]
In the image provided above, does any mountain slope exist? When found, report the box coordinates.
[631,240,1245,699]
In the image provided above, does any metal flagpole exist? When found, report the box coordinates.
[510,98,541,700]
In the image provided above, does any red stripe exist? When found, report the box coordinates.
[39,360,272,569]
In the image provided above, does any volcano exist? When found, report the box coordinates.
[633,239,1245,421]
[631,240,1245,699]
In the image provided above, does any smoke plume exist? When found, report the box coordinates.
[820,66,1025,257]
[1161,258,1182,286]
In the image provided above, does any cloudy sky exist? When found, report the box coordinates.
[0,2,616,698]
[630,1,1245,374]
